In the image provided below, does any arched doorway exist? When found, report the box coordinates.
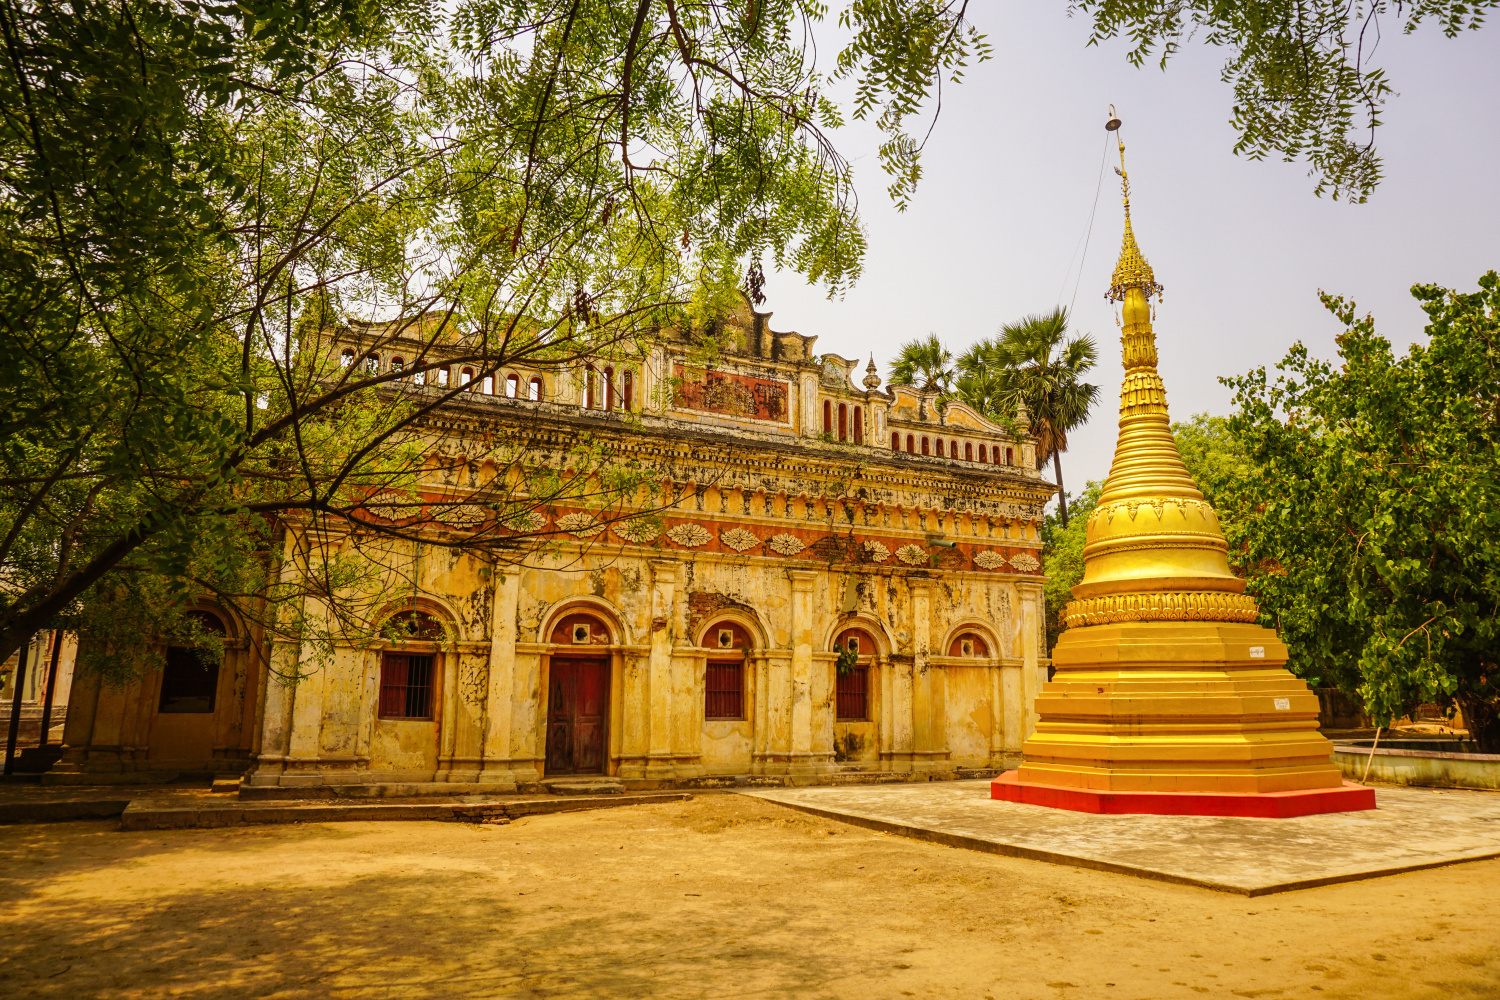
[545,612,612,775]
[150,610,228,763]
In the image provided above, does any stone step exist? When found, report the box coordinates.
[542,777,624,796]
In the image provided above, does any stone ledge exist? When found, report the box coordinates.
[120,792,693,831]
[234,767,1005,798]
[0,799,131,825]
[1333,746,1500,792]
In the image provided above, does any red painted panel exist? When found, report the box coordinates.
[990,772,1377,817]
[673,364,790,422]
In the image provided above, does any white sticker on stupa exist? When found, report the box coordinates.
[1249,646,1265,658]
[1274,698,1290,711]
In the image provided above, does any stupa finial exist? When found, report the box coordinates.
[1106,110,1163,305]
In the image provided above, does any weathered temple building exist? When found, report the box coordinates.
[55,300,1054,791]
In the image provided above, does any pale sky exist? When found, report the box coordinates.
[764,5,1500,508]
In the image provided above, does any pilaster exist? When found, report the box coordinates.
[478,570,521,789]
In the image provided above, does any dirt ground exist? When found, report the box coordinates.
[0,794,1496,1000]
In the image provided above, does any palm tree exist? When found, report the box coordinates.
[976,307,1100,528]
[954,337,1003,413]
[887,334,954,395]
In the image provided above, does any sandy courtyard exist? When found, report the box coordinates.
[0,794,1496,999]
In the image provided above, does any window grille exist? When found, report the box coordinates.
[705,662,744,720]
[835,629,873,720]
[379,653,435,720]
[837,665,868,721]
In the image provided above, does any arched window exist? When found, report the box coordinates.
[460,366,475,390]
[834,628,875,721]
[340,349,355,367]
[378,610,444,721]
[978,444,987,462]
[530,376,544,401]
[505,373,519,398]
[481,375,494,395]
[623,370,634,411]
[605,366,616,410]
[822,399,832,435]
[906,434,915,452]
[436,367,450,387]
[1005,447,1014,465]
[837,403,848,441]
[412,368,426,387]
[549,612,610,646]
[852,406,863,445]
[390,356,405,377]
[385,610,444,640]
[585,366,596,409]
[950,439,958,458]
[935,438,944,457]
[891,431,900,450]
[159,611,226,714]
[965,442,973,461]
[921,436,930,455]
[948,632,990,658]
[364,354,380,374]
[703,620,753,720]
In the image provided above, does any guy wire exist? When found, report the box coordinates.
[1059,129,1111,318]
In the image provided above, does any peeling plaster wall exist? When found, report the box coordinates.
[242,538,1046,788]
[96,308,1059,791]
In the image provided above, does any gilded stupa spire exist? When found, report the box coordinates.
[996,108,1360,818]
[1063,110,1254,626]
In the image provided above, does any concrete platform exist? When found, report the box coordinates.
[745,778,1500,895]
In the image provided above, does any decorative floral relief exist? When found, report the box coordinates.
[895,544,928,566]
[720,527,761,552]
[863,540,891,563]
[613,518,661,543]
[364,492,417,519]
[1010,552,1041,572]
[973,550,1007,570]
[500,510,546,533]
[666,523,712,547]
[767,533,806,556]
[440,504,490,528]
[556,512,605,537]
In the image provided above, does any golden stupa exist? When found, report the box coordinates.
[993,118,1372,816]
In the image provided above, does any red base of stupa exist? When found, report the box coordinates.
[991,771,1376,818]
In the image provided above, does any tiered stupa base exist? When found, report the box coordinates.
[994,621,1375,817]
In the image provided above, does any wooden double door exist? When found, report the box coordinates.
[545,658,608,775]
